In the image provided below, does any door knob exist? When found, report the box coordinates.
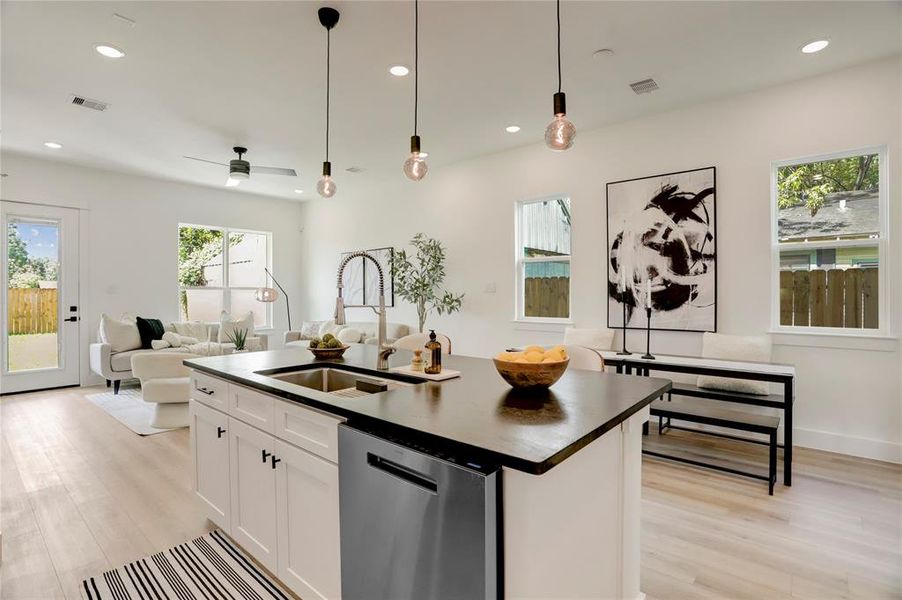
[262,449,272,463]
[217,426,226,438]
[271,456,281,469]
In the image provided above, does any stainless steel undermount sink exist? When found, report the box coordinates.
[261,366,416,398]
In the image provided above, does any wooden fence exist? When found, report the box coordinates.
[780,268,878,328]
[525,276,569,318]
[7,288,58,334]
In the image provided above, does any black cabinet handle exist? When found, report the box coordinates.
[196,387,214,396]
[217,426,226,438]
[262,449,272,463]
[64,316,79,322]
[271,456,281,469]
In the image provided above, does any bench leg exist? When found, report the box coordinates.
[769,431,777,496]
[106,379,111,388]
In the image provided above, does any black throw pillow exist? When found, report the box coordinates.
[136,317,166,349]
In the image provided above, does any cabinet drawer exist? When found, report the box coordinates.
[190,371,229,410]
[274,400,345,463]
[229,384,276,433]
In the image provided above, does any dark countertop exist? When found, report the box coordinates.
[185,345,671,475]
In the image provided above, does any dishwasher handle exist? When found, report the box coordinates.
[367,453,438,494]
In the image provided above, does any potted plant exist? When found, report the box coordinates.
[391,233,465,333]
[228,328,249,353]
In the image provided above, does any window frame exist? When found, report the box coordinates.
[514,195,573,325]
[177,223,273,330]
[769,145,889,337]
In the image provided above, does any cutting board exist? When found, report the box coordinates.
[391,365,461,381]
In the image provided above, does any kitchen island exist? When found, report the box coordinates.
[185,345,670,600]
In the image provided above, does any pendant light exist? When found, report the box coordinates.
[544,0,576,151]
[317,7,340,198]
[402,0,428,181]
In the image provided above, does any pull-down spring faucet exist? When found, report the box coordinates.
[335,251,396,370]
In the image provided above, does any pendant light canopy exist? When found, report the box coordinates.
[545,0,576,151]
[402,0,428,181]
[317,7,340,198]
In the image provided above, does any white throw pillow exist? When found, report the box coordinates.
[300,320,324,340]
[319,320,344,337]
[697,333,773,395]
[151,339,172,350]
[563,327,615,350]
[174,321,210,342]
[99,313,142,353]
[336,328,362,344]
[218,311,255,344]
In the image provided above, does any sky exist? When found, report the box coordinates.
[12,222,59,260]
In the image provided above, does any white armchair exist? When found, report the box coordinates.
[393,332,452,355]
[131,352,198,428]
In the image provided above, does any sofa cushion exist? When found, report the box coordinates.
[300,320,324,340]
[136,317,166,349]
[111,349,156,372]
[337,328,363,344]
[218,311,254,344]
[318,320,343,337]
[286,339,311,349]
[100,314,142,353]
[173,321,210,341]
[697,333,772,395]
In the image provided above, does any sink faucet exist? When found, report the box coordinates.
[335,251,396,370]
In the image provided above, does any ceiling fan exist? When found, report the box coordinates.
[184,146,297,187]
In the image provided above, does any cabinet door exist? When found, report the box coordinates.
[275,440,341,600]
[189,400,231,531]
[229,418,278,571]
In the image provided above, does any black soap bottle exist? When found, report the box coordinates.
[424,330,442,375]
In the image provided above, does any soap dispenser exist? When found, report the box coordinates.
[424,330,442,375]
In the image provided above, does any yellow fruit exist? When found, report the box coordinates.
[543,350,564,362]
[496,352,515,362]
[514,357,529,363]
[524,345,545,354]
[542,357,559,363]
[552,345,566,354]
[525,351,544,363]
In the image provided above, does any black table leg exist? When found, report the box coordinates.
[784,378,793,486]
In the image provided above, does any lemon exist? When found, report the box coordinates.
[496,352,515,362]
[524,345,545,354]
[525,351,545,363]
[514,357,529,363]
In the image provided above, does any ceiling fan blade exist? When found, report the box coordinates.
[252,165,297,177]
[184,156,229,167]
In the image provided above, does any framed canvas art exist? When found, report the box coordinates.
[606,167,716,332]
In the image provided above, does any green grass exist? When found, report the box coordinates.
[8,333,58,372]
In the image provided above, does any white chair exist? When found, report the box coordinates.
[563,327,614,350]
[564,345,605,372]
[131,352,199,428]
[393,332,452,355]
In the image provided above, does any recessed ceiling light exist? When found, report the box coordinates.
[505,125,521,133]
[43,141,62,149]
[95,44,126,58]
[389,65,410,77]
[294,189,304,194]
[800,39,829,54]
[593,48,615,59]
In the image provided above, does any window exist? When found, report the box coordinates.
[772,147,887,334]
[516,196,571,321]
[178,225,272,328]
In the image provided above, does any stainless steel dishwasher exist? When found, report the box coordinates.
[338,424,500,600]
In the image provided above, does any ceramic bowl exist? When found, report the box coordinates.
[308,344,350,359]
[493,357,569,389]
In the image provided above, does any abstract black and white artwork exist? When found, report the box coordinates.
[606,167,716,332]
[339,247,395,307]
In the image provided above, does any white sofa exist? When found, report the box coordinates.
[284,320,410,349]
[90,321,267,394]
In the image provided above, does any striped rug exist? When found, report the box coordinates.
[80,530,293,600]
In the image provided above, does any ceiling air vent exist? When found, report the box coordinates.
[69,94,109,111]
[345,166,365,173]
[629,78,659,95]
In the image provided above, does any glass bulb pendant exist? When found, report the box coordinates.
[545,92,576,151]
[403,135,428,181]
[317,161,337,198]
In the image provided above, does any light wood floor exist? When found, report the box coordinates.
[2,385,900,599]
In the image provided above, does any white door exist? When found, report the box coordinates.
[1,201,80,394]
[275,439,341,600]
[189,400,231,531]
[229,418,278,571]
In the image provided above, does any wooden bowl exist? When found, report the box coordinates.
[308,344,350,359]
[493,357,569,389]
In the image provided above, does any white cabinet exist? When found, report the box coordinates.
[229,418,279,571]
[229,384,275,433]
[189,400,231,531]
[190,371,229,411]
[275,440,341,600]
[274,397,344,463]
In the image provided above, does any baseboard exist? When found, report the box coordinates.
[793,427,902,464]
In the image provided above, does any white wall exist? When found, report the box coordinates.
[300,56,902,463]
[0,153,304,385]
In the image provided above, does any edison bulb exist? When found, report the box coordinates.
[403,153,428,181]
[545,114,576,151]
[317,175,337,198]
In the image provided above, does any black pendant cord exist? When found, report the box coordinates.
[325,27,331,163]
[556,0,561,94]
[413,0,419,137]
